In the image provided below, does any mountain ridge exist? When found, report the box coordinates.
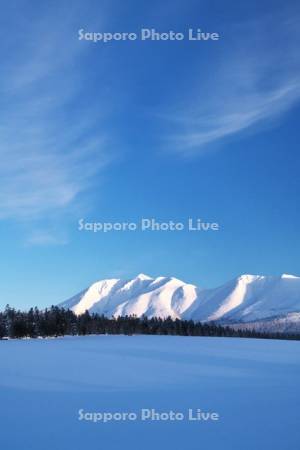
[59,273,300,332]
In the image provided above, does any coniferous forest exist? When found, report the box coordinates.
[0,305,299,341]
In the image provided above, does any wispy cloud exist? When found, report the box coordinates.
[24,230,68,247]
[0,3,112,221]
[164,12,300,155]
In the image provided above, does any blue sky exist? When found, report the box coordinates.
[0,0,300,309]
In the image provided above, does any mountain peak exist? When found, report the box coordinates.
[237,274,260,282]
[135,273,153,281]
[59,272,300,330]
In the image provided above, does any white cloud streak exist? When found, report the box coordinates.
[165,12,300,155]
[24,231,68,247]
[0,4,112,221]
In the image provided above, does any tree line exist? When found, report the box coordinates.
[0,305,299,340]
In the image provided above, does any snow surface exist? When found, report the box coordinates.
[59,273,300,327]
[0,335,299,450]
[60,274,199,319]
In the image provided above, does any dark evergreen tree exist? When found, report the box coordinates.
[0,305,299,341]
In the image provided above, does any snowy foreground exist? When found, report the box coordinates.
[0,336,299,450]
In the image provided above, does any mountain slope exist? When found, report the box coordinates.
[185,274,300,322]
[60,273,199,319]
[59,273,300,331]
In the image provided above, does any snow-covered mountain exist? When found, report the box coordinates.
[60,274,199,319]
[59,273,300,332]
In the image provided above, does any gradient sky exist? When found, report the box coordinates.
[1,0,300,309]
